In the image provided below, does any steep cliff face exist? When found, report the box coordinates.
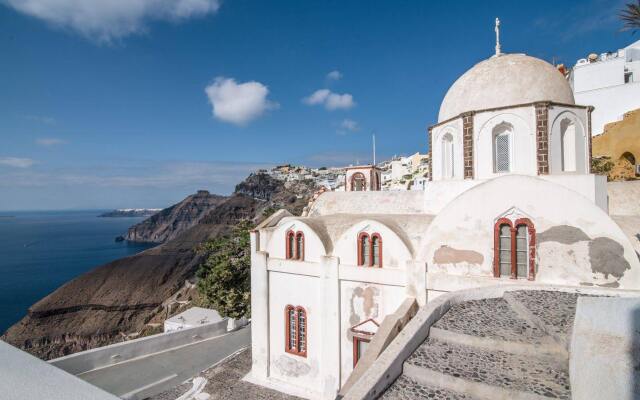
[125,190,227,243]
[1,174,316,360]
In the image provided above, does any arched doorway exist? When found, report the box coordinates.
[351,173,366,191]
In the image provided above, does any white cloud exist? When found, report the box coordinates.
[326,70,342,80]
[205,77,278,126]
[303,89,355,111]
[338,118,359,134]
[24,114,56,125]
[3,0,221,43]
[0,157,36,168]
[36,137,66,146]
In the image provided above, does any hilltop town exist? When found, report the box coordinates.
[263,152,431,192]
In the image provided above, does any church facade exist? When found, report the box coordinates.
[247,45,640,399]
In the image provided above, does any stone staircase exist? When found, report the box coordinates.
[382,291,580,400]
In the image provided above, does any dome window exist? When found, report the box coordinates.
[441,133,454,179]
[493,122,512,173]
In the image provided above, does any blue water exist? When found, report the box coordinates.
[0,210,155,334]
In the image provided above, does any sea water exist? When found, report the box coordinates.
[0,210,155,334]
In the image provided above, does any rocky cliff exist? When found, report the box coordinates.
[125,190,227,243]
[1,173,316,360]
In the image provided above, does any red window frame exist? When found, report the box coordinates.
[285,305,307,357]
[493,218,536,280]
[285,230,295,259]
[357,232,383,267]
[295,231,305,261]
[285,230,305,261]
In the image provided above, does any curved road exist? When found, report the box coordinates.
[78,326,251,400]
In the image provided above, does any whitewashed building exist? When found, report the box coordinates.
[248,32,640,400]
[569,39,640,135]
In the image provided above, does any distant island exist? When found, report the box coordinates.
[98,209,162,218]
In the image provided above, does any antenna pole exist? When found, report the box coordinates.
[372,133,376,166]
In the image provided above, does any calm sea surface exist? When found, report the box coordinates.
[0,210,155,334]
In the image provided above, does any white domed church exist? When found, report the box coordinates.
[247,26,640,399]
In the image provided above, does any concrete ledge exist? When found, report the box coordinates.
[341,284,640,400]
[50,319,229,375]
[0,341,119,400]
[570,296,640,400]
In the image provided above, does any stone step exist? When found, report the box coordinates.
[431,298,549,345]
[380,375,482,400]
[402,364,558,400]
[404,338,570,399]
[428,327,567,360]
[381,375,481,400]
[503,291,580,351]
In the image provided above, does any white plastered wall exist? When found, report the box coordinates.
[268,272,322,395]
[266,220,327,262]
[422,175,640,291]
[430,118,464,181]
[332,220,413,268]
[339,281,406,384]
[548,107,589,175]
[474,108,537,179]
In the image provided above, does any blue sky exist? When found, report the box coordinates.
[0,0,634,210]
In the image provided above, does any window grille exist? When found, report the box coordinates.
[287,307,296,350]
[297,309,306,353]
[495,133,510,172]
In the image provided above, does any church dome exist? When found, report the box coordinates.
[438,53,575,122]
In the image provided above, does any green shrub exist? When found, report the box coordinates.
[196,220,252,319]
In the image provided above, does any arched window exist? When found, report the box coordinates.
[286,230,295,259]
[285,305,307,357]
[561,118,577,172]
[358,233,370,266]
[295,232,305,261]
[441,133,454,179]
[357,232,383,267]
[371,234,382,267]
[493,122,512,173]
[515,225,529,278]
[352,173,366,191]
[493,218,536,280]
[497,220,513,278]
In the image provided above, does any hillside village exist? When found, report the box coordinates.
[264,152,431,192]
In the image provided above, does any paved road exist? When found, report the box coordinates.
[78,326,251,400]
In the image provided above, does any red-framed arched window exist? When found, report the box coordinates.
[286,230,295,259]
[371,233,382,267]
[358,232,370,266]
[285,305,307,357]
[296,232,305,261]
[285,230,305,261]
[493,218,536,280]
[351,173,366,191]
[357,232,383,267]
